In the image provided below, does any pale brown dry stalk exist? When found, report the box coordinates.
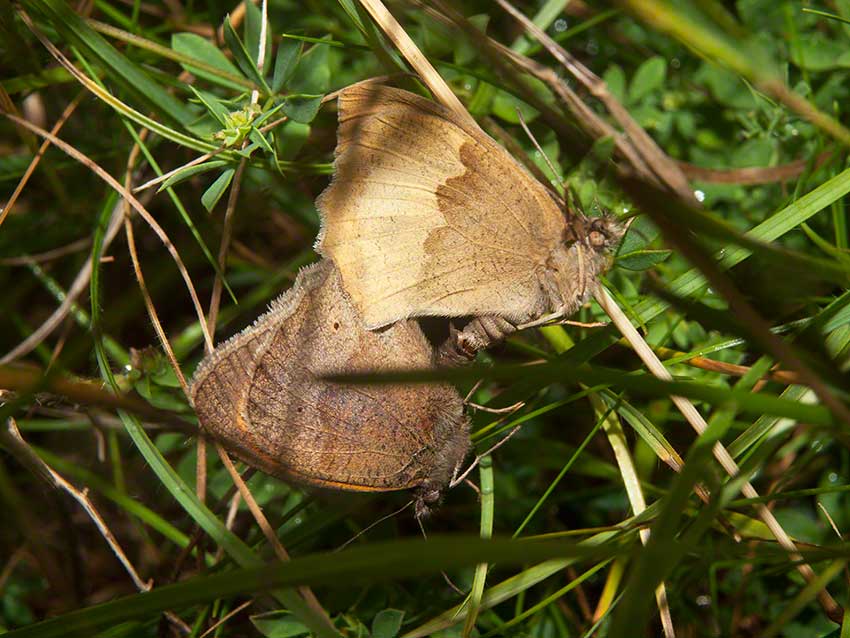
[3,417,151,592]
[0,113,216,356]
[0,91,84,229]
[214,442,333,625]
[0,238,91,266]
[199,600,253,638]
[123,209,190,396]
[494,0,693,202]
[358,0,475,126]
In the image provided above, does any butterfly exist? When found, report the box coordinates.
[190,259,469,517]
[316,83,623,354]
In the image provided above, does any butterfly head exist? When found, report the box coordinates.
[583,214,624,254]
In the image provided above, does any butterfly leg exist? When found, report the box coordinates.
[435,316,517,366]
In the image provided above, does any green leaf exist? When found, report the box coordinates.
[249,126,276,155]
[223,16,271,94]
[252,611,311,638]
[838,0,850,37]
[187,86,230,125]
[276,120,311,160]
[491,89,539,124]
[603,64,626,103]
[371,609,404,638]
[789,33,850,71]
[272,39,303,93]
[694,62,757,109]
[628,56,667,103]
[171,33,245,91]
[283,95,323,123]
[158,159,230,192]
[455,14,489,65]
[289,42,330,94]
[201,169,235,212]
[616,248,672,271]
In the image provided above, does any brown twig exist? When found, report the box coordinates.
[678,152,833,185]
[214,443,333,625]
[0,91,84,229]
[651,345,802,385]
[0,112,215,356]
[2,417,151,592]
[0,364,194,431]
[494,0,693,202]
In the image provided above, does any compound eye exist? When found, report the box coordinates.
[588,230,606,248]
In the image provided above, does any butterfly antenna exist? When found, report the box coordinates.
[515,107,560,189]
[414,509,467,595]
[515,107,585,232]
[336,501,413,552]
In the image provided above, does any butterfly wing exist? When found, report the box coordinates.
[316,84,568,328]
[191,260,468,493]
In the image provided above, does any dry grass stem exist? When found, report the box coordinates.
[214,443,334,627]
[0,112,215,355]
[0,202,124,364]
[495,0,692,201]
[357,0,473,125]
[0,92,84,229]
[3,417,151,592]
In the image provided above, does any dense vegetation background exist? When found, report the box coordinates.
[2,1,850,636]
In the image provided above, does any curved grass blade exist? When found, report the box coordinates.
[5,536,623,638]
[27,0,193,124]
